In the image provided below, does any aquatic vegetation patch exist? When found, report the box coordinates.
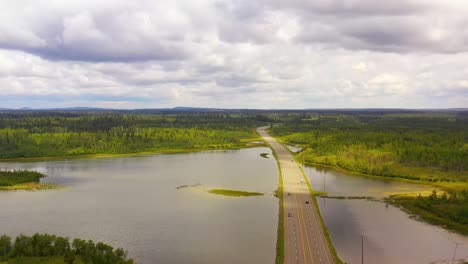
[207,189,263,197]
[176,183,202,190]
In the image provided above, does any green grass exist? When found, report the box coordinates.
[271,148,285,264]
[0,182,59,191]
[207,189,263,197]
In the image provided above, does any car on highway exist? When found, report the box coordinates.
[305,201,309,204]
[288,213,292,217]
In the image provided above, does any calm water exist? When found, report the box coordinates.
[286,145,303,153]
[304,165,468,264]
[0,148,278,264]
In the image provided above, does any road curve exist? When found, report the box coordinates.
[257,126,335,264]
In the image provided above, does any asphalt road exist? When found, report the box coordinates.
[257,126,335,264]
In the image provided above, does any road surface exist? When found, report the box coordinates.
[257,126,335,264]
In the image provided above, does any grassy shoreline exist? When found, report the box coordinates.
[385,195,468,236]
[0,182,60,191]
[0,143,265,163]
[300,160,468,191]
[274,137,466,191]
[269,145,285,264]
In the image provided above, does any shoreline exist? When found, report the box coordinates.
[271,136,467,192]
[0,143,266,163]
[0,182,60,191]
[386,195,468,236]
[301,161,467,191]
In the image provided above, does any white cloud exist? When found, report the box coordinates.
[0,0,467,108]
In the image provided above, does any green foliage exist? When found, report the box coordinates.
[271,112,468,183]
[0,234,133,264]
[0,112,264,159]
[390,189,468,234]
[0,170,44,186]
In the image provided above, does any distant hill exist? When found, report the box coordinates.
[0,106,466,113]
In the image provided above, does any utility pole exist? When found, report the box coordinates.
[452,242,461,263]
[323,173,325,193]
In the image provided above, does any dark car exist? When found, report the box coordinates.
[305,201,309,204]
[288,213,292,217]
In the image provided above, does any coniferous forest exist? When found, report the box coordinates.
[270,111,467,183]
[0,111,266,159]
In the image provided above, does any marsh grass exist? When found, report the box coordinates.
[207,189,263,197]
[0,182,59,191]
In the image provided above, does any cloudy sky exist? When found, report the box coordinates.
[1,0,467,109]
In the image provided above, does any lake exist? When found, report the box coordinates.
[304,165,468,264]
[2,148,467,264]
[0,148,278,264]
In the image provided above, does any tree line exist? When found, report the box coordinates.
[0,233,134,264]
[0,112,268,159]
[271,112,468,182]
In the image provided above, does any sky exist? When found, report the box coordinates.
[0,0,467,109]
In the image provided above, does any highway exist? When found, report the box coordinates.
[257,126,335,264]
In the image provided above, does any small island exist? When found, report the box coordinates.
[207,189,264,197]
[0,170,57,191]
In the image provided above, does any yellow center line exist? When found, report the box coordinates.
[295,175,315,263]
[293,183,309,264]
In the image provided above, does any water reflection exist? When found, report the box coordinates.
[286,145,303,153]
[304,165,468,264]
[0,148,278,264]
